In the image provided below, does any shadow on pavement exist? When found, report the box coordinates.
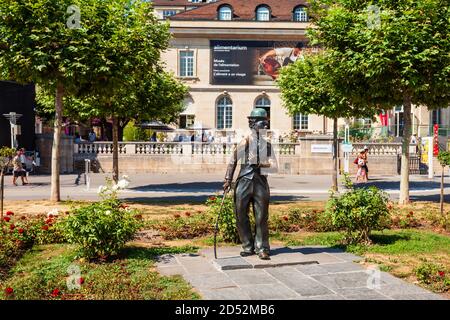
[122,195,308,204]
[128,181,223,192]
[355,180,450,190]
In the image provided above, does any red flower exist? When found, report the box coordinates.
[45,218,53,224]
[48,214,53,218]
[9,224,15,230]
[409,211,414,215]
[51,288,60,297]
[174,214,181,219]
[20,216,27,220]
[4,287,13,295]
[209,196,216,201]
[438,271,445,278]
[6,211,14,216]
[18,228,24,234]
[134,214,143,220]
[119,204,129,209]
[3,217,10,222]
[282,215,289,221]
[185,212,191,217]
[78,277,85,285]
[41,225,49,231]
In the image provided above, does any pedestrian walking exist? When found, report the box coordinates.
[19,148,30,184]
[363,146,369,180]
[12,151,27,186]
[354,150,367,183]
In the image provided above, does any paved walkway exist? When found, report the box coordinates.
[156,246,446,300]
[3,173,450,202]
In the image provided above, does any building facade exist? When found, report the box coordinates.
[154,0,450,140]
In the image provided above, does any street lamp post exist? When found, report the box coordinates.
[3,112,22,149]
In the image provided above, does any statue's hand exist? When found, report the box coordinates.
[223,179,232,192]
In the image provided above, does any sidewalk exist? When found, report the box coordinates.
[2,173,450,202]
[156,246,446,300]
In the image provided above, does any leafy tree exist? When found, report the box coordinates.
[0,0,172,199]
[279,51,378,190]
[36,69,188,181]
[308,0,450,204]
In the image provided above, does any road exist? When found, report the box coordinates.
[3,172,450,203]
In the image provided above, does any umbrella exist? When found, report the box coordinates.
[136,121,174,132]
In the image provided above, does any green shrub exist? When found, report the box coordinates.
[206,194,239,243]
[414,262,449,293]
[64,178,142,260]
[123,120,151,141]
[325,176,390,244]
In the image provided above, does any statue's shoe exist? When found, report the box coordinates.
[240,251,255,257]
[258,252,271,260]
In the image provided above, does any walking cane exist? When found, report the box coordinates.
[213,188,230,260]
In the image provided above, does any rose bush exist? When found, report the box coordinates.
[64,177,142,260]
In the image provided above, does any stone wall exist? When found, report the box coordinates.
[35,134,74,174]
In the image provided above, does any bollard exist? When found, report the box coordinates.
[84,159,91,191]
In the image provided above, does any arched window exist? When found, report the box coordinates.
[218,5,232,21]
[216,96,233,129]
[255,96,271,128]
[293,6,308,22]
[256,6,270,21]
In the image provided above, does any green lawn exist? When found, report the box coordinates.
[1,244,200,300]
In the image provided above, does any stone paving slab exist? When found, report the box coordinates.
[155,246,447,301]
[201,246,323,270]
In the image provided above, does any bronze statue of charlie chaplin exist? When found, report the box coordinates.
[223,108,277,260]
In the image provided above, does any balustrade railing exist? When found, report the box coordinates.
[75,142,298,156]
[350,142,417,156]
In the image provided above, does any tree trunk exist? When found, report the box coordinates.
[50,83,64,202]
[332,117,338,191]
[112,114,119,183]
[1,167,4,222]
[399,93,412,204]
[440,165,444,215]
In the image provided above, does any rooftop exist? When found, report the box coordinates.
[170,0,309,21]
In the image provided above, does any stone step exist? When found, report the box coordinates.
[213,255,319,270]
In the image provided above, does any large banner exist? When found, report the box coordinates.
[210,40,308,85]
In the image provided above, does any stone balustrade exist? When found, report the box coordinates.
[75,142,299,156]
[350,142,416,156]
